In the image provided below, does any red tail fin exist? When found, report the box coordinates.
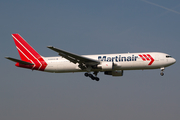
[12,34,47,71]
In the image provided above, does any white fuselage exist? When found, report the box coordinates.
[44,52,176,73]
[7,34,176,81]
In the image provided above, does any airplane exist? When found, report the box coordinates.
[5,34,176,81]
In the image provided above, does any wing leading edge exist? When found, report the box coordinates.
[47,46,100,67]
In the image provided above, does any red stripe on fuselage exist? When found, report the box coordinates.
[143,54,150,61]
[147,54,154,65]
[139,55,146,61]
[139,54,155,65]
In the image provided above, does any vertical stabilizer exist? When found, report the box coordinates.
[12,34,47,70]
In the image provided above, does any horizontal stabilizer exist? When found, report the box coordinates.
[5,57,34,65]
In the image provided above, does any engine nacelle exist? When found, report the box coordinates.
[104,70,123,76]
[97,62,113,70]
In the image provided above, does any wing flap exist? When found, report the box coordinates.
[5,57,34,65]
[47,46,100,66]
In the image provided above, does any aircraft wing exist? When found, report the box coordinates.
[47,46,100,66]
[5,57,34,65]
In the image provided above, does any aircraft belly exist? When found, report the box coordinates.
[116,61,164,70]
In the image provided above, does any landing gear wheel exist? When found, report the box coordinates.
[95,77,100,81]
[91,77,95,80]
[84,72,100,81]
[89,74,93,78]
[84,73,89,77]
[160,72,164,76]
[88,74,95,80]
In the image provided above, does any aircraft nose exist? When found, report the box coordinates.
[173,58,176,64]
[171,58,176,64]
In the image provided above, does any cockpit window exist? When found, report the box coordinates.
[166,55,172,58]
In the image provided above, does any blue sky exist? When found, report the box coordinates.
[1,0,180,120]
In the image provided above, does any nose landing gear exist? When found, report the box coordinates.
[160,67,165,76]
[160,72,164,76]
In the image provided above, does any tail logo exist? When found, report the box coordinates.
[12,34,47,71]
[139,54,154,65]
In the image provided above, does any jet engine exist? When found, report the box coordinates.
[97,62,113,70]
[104,70,123,76]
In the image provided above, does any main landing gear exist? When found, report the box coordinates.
[84,72,100,81]
[160,67,165,76]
